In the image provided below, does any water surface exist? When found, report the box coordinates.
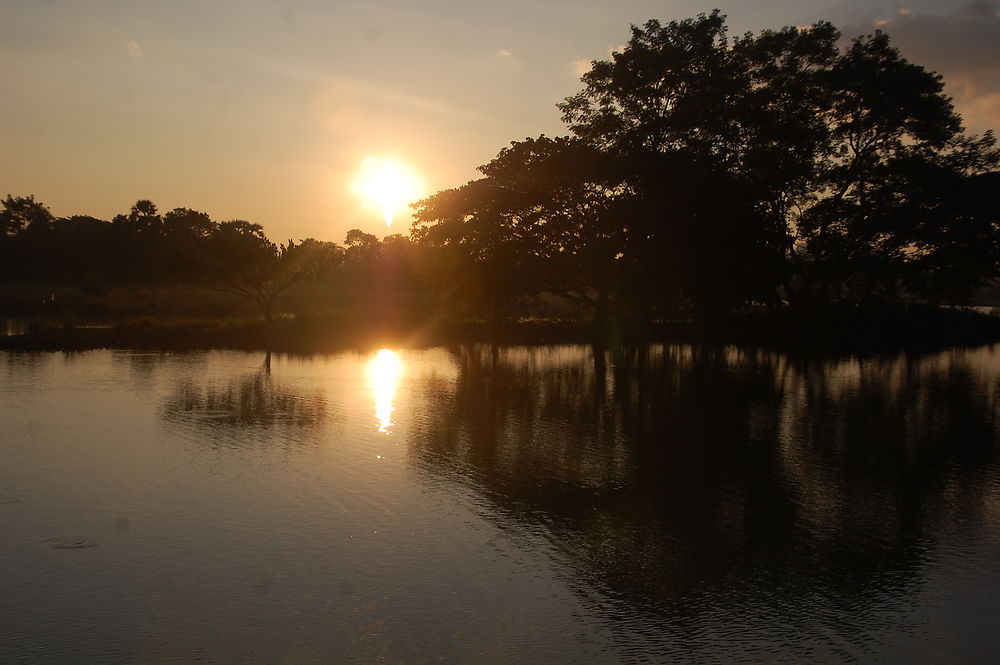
[2,345,999,663]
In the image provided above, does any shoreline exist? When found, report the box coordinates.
[3,305,999,355]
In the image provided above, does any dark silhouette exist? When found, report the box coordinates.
[414,12,999,323]
[199,220,341,322]
[1,13,998,348]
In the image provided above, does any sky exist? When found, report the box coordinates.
[2,0,998,244]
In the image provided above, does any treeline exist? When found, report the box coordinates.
[413,13,1000,323]
[4,13,1000,328]
[0,195,489,323]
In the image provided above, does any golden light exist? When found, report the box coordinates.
[351,157,424,226]
[366,348,403,433]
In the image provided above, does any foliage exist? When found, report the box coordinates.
[414,12,999,318]
[200,221,342,321]
[1,195,54,237]
[2,14,998,328]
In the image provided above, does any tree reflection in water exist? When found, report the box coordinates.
[161,352,330,444]
[409,344,1000,641]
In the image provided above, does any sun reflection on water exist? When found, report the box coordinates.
[367,349,403,433]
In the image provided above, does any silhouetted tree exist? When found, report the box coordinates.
[559,13,835,313]
[107,199,167,281]
[414,136,630,323]
[793,33,999,303]
[162,207,216,280]
[417,13,997,317]
[50,215,112,283]
[0,194,53,237]
[560,13,999,307]
[0,195,56,279]
[343,228,380,265]
[200,221,341,321]
[414,14,838,319]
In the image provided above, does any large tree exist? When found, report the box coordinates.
[415,14,832,318]
[413,136,630,321]
[560,12,999,307]
[417,13,999,315]
[793,32,999,303]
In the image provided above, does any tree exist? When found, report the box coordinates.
[162,207,216,280]
[49,215,112,283]
[558,12,838,313]
[415,14,822,320]
[201,221,341,322]
[1,194,54,237]
[413,137,609,320]
[414,136,631,322]
[107,199,167,281]
[343,228,381,264]
[792,32,999,303]
[0,195,56,279]
[559,13,999,307]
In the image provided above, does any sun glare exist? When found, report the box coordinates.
[352,158,424,226]
[367,348,403,433]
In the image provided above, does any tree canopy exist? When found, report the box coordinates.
[413,12,999,320]
[3,13,998,329]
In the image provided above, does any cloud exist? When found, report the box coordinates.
[125,39,143,60]
[313,74,489,123]
[246,56,489,122]
[572,58,591,77]
[496,49,512,58]
[361,83,487,120]
[843,1,1000,134]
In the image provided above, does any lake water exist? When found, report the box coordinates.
[2,344,999,664]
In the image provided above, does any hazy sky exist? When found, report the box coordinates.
[2,0,998,243]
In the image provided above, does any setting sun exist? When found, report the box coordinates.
[351,158,424,226]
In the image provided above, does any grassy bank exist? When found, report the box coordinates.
[3,303,999,354]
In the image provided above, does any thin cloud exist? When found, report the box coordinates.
[248,56,489,122]
[496,49,512,58]
[363,83,488,120]
[572,59,591,77]
[125,39,144,60]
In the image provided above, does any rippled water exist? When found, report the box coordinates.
[2,345,999,663]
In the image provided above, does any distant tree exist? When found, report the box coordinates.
[0,194,54,237]
[0,195,56,279]
[108,199,167,281]
[201,221,341,321]
[162,207,216,280]
[126,199,163,235]
[50,215,112,282]
[343,228,381,264]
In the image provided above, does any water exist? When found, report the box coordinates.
[2,345,999,664]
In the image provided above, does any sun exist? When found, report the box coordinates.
[351,157,424,226]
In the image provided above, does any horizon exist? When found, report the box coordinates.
[3,0,998,244]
